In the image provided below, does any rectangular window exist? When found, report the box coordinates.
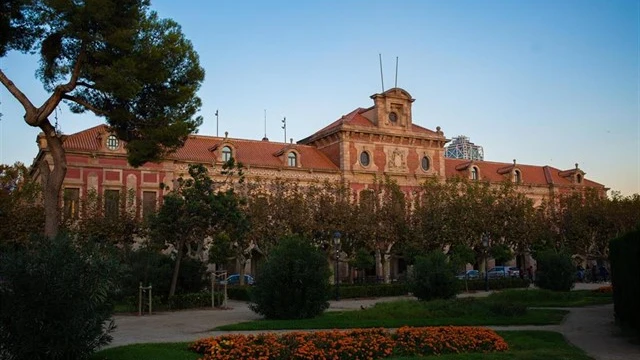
[142,191,157,219]
[63,188,80,220]
[104,189,120,218]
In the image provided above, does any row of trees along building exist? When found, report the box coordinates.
[2,161,639,293]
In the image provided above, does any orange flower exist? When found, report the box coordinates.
[190,326,508,359]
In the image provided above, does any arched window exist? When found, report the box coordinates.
[576,174,582,184]
[471,167,478,180]
[514,170,522,184]
[421,156,430,171]
[222,146,232,162]
[288,152,297,167]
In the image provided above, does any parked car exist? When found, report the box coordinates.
[487,266,520,278]
[219,274,255,285]
[456,270,480,280]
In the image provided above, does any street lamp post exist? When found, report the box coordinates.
[333,231,341,301]
[482,233,490,292]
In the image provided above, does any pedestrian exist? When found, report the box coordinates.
[599,265,609,283]
[591,264,598,283]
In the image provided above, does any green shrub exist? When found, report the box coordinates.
[409,251,459,301]
[0,235,119,360]
[610,228,640,336]
[534,251,575,291]
[250,236,331,319]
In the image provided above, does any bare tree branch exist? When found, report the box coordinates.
[62,94,106,116]
[0,69,38,124]
[37,45,87,124]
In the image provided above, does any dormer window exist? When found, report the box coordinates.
[106,135,119,151]
[514,170,522,184]
[576,174,583,184]
[222,146,232,162]
[288,152,297,167]
[471,166,479,180]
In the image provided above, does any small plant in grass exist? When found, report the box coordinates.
[535,250,575,291]
[250,236,331,319]
[409,251,459,301]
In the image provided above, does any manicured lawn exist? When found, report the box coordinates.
[488,289,613,307]
[91,331,592,360]
[391,331,592,360]
[216,298,568,331]
[91,342,198,360]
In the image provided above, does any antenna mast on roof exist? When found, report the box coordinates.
[261,109,269,141]
[281,117,287,143]
[379,53,385,92]
[394,56,399,88]
[215,109,219,137]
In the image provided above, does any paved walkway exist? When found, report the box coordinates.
[107,283,640,360]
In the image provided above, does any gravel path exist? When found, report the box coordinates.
[106,284,640,360]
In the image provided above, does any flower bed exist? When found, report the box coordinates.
[190,326,508,359]
[592,285,613,294]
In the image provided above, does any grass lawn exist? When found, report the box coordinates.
[392,331,592,360]
[216,298,568,331]
[91,342,198,360]
[91,331,592,360]
[488,289,613,307]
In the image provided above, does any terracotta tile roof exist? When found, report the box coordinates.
[303,107,438,144]
[444,158,605,188]
[61,124,107,151]
[61,125,338,171]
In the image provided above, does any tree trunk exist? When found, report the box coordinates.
[169,239,185,297]
[39,121,67,238]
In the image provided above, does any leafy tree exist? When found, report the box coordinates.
[250,236,331,319]
[63,188,142,247]
[1,0,204,237]
[490,243,514,265]
[0,234,120,359]
[409,251,459,301]
[150,163,245,296]
[349,249,376,282]
[0,162,44,247]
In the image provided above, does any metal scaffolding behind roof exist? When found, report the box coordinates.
[445,135,484,161]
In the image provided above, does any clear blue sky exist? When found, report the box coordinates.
[1,0,638,195]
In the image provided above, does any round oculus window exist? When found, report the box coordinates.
[106,135,119,150]
[388,112,398,122]
[360,151,370,166]
[421,156,430,171]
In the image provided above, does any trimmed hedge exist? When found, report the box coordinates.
[339,284,409,298]
[461,277,530,291]
[168,292,224,310]
[610,228,640,336]
[224,279,528,303]
[122,291,224,311]
[227,285,253,301]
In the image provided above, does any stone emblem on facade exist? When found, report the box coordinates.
[388,148,406,171]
